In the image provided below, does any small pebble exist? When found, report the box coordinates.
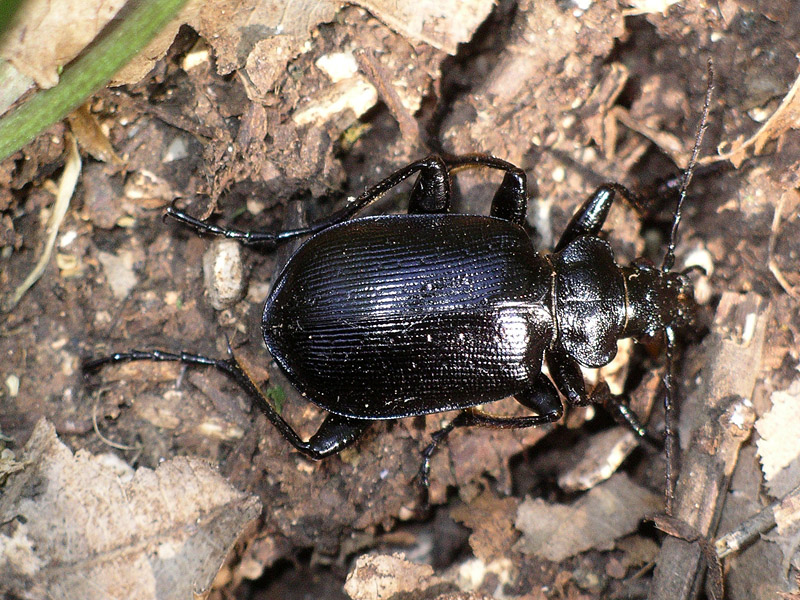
[203,239,245,310]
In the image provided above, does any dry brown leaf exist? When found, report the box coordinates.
[0,0,201,92]
[0,60,34,116]
[756,379,800,489]
[514,473,661,562]
[558,428,639,493]
[451,489,519,562]
[359,0,494,54]
[0,0,492,107]
[0,0,126,88]
[712,70,800,168]
[344,553,448,600]
[198,0,493,98]
[111,0,204,85]
[0,419,262,600]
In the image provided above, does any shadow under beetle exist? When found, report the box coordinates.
[85,71,712,505]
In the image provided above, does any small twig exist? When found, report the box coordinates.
[92,396,139,452]
[767,191,800,299]
[353,48,420,145]
[610,106,685,164]
[650,292,770,600]
[715,482,800,559]
[2,134,81,312]
[653,515,724,600]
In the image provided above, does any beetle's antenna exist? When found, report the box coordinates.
[663,328,678,515]
[662,60,714,273]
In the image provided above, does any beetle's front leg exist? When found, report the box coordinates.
[588,381,657,447]
[546,344,588,406]
[554,183,642,252]
[546,347,658,447]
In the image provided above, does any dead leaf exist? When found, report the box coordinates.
[202,0,493,98]
[359,0,494,55]
[451,490,519,562]
[0,419,262,600]
[344,553,449,600]
[756,379,800,490]
[514,473,661,562]
[0,447,26,485]
[111,0,203,85]
[0,60,34,117]
[0,0,493,114]
[711,69,800,168]
[557,428,639,493]
[0,0,126,88]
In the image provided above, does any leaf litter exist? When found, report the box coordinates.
[0,420,261,599]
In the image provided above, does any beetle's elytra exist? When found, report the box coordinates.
[85,70,713,498]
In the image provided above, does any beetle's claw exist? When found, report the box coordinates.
[164,200,190,225]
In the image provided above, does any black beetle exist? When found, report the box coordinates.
[85,71,712,503]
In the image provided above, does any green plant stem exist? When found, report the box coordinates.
[0,0,189,162]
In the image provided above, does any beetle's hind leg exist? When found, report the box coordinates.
[407,155,452,214]
[83,349,370,459]
[166,153,531,247]
[443,154,529,226]
[417,373,563,500]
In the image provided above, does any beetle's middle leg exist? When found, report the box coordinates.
[165,155,458,247]
[407,155,452,214]
[417,373,563,493]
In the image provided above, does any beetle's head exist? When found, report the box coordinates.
[623,261,698,339]
[663,268,699,331]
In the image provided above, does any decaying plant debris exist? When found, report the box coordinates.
[2,1,800,599]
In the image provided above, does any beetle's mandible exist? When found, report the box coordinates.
[85,69,714,502]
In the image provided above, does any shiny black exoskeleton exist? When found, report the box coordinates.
[84,150,700,491]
